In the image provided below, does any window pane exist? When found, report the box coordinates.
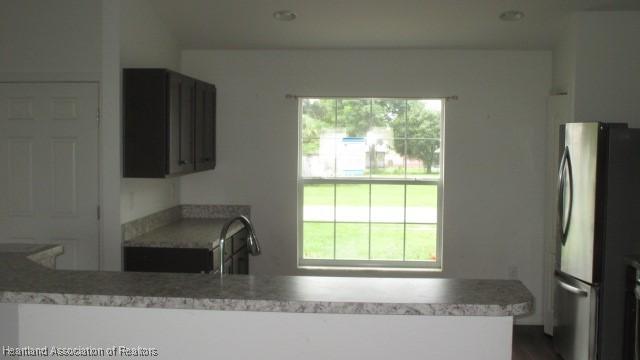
[335,184,369,222]
[406,139,440,180]
[303,222,334,259]
[371,184,404,223]
[369,138,405,179]
[336,136,368,178]
[406,224,437,261]
[303,184,334,222]
[406,99,441,181]
[335,223,369,260]
[337,99,372,138]
[370,223,404,260]
[406,99,441,140]
[300,97,442,268]
[302,98,336,138]
[372,99,406,138]
[302,137,335,178]
[406,184,438,223]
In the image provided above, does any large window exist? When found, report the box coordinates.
[298,98,443,269]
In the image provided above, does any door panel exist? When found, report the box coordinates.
[0,83,99,270]
[554,273,598,360]
[560,122,600,284]
[51,138,77,216]
[7,138,33,215]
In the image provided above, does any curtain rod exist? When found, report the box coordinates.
[285,94,459,101]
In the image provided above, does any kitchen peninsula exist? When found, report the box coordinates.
[0,244,532,360]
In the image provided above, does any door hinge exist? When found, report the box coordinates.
[97,205,101,220]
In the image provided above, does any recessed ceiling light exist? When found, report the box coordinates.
[273,10,297,22]
[499,10,525,21]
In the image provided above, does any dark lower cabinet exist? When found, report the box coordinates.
[123,68,216,178]
[124,229,249,275]
[223,258,233,276]
[624,265,638,360]
[124,247,212,273]
[233,250,249,275]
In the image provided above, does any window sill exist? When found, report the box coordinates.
[297,265,443,273]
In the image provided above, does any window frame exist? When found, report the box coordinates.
[296,97,444,270]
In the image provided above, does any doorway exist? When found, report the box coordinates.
[0,82,100,270]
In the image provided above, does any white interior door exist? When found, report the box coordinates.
[543,94,570,335]
[0,83,100,270]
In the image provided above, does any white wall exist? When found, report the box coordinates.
[119,0,180,70]
[100,0,122,270]
[0,303,19,356]
[180,49,551,324]
[0,0,101,76]
[9,303,513,360]
[119,0,182,223]
[552,11,640,126]
[572,12,640,126]
[0,0,123,271]
[551,17,576,97]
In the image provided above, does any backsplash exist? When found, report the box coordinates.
[122,204,251,241]
[181,204,250,219]
[122,206,182,241]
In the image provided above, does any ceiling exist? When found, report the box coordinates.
[151,0,640,50]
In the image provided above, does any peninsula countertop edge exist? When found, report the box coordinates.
[0,244,533,317]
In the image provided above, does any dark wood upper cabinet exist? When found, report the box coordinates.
[194,81,216,171]
[168,73,195,175]
[123,69,216,178]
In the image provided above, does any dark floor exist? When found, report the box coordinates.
[513,326,562,360]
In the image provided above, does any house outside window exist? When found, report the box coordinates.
[298,98,444,269]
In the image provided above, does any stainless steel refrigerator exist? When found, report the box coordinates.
[554,122,640,360]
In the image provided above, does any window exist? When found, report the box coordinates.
[298,98,443,269]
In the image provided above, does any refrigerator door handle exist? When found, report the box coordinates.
[557,277,588,297]
[557,146,574,245]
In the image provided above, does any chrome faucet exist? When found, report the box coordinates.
[218,215,261,275]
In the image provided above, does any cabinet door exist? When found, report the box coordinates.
[224,258,233,275]
[124,247,213,273]
[122,69,169,178]
[168,73,195,175]
[195,82,216,171]
[232,249,249,275]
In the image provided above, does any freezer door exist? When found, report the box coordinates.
[558,122,601,284]
[553,272,598,360]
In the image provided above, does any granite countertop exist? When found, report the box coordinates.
[0,244,533,317]
[0,243,64,268]
[123,218,245,249]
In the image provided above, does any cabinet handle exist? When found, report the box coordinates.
[202,157,211,162]
[179,160,187,165]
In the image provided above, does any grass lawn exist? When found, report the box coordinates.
[303,183,438,207]
[303,222,437,261]
[302,183,438,261]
